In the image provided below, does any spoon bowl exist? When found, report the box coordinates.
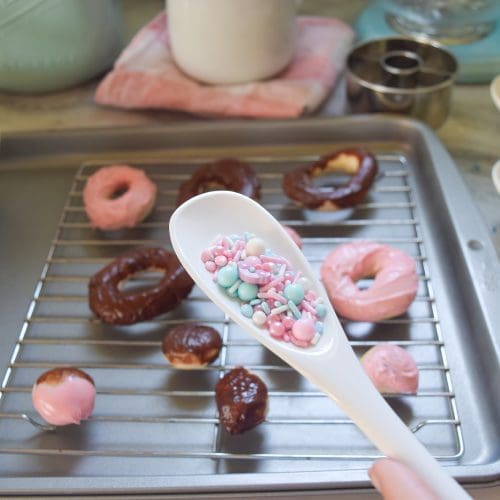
[170,191,469,499]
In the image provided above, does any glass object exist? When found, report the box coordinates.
[380,0,497,44]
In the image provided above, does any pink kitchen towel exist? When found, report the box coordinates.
[95,12,354,119]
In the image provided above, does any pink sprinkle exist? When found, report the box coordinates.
[269,321,285,338]
[305,291,317,302]
[213,245,225,256]
[267,289,287,304]
[205,261,217,272]
[200,249,212,263]
[261,276,285,293]
[215,255,228,267]
[292,317,316,342]
[301,301,317,315]
[282,317,294,330]
[290,336,310,348]
[261,255,291,267]
[283,333,291,342]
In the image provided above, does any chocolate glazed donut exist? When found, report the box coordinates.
[176,158,261,206]
[88,247,194,325]
[282,148,378,210]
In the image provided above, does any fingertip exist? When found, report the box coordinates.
[369,458,439,500]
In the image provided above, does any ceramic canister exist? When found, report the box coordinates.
[167,0,298,85]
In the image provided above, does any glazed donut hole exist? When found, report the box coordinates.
[162,324,223,368]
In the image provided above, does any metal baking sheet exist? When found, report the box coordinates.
[0,116,498,497]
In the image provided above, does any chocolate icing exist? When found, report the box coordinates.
[88,247,194,325]
[282,148,378,210]
[162,324,222,366]
[176,158,261,206]
[215,367,268,434]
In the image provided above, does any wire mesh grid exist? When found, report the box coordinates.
[0,152,464,478]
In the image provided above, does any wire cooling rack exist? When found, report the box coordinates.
[0,152,463,479]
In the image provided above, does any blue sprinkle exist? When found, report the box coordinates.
[250,299,261,306]
[288,300,301,319]
[315,303,327,318]
[274,300,282,308]
[315,321,324,333]
[241,304,253,318]
[261,302,271,314]
[284,283,305,305]
[238,282,259,301]
[228,279,242,295]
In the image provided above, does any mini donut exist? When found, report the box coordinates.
[88,246,194,325]
[282,148,378,210]
[83,164,157,230]
[320,241,418,321]
[176,158,261,206]
[162,324,222,368]
[32,367,96,426]
[215,367,268,435]
[361,344,419,394]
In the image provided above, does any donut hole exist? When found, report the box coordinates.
[109,182,130,200]
[118,269,166,295]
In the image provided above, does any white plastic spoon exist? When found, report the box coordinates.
[169,191,470,500]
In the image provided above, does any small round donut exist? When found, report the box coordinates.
[88,247,194,325]
[32,367,96,426]
[83,164,157,230]
[215,367,268,435]
[361,344,419,394]
[282,148,378,210]
[162,324,222,368]
[176,158,261,206]
[320,241,418,321]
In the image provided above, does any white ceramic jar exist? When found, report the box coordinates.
[167,0,297,85]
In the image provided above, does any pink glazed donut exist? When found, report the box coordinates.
[83,165,157,230]
[320,241,418,321]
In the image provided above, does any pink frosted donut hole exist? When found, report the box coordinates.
[361,344,419,394]
[32,367,96,426]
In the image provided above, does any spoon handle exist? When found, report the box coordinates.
[289,336,470,500]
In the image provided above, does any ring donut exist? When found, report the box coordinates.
[176,158,261,206]
[83,165,157,230]
[88,247,194,325]
[282,148,378,210]
[320,241,418,321]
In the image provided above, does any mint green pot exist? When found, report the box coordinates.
[0,0,124,93]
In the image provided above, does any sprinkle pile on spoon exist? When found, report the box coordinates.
[201,233,325,347]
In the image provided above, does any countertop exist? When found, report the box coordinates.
[0,1,499,499]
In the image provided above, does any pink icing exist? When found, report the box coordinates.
[320,241,418,322]
[32,371,96,426]
[361,344,419,394]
